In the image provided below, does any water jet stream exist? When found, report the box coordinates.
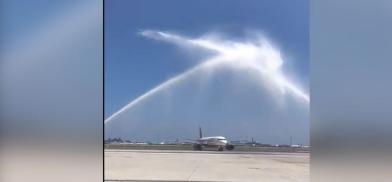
[105,30,308,124]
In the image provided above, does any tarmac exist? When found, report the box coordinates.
[105,149,309,182]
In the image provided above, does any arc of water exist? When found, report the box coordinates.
[105,57,225,123]
[139,30,228,53]
[105,30,309,124]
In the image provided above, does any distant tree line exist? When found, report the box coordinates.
[105,137,132,144]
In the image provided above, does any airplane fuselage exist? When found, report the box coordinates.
[197,136,228,147]
[193,127,234,151]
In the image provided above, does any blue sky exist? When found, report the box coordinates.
[1,1,76,50]
[105,0,309,119]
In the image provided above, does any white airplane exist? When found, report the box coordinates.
[193,127,234,151]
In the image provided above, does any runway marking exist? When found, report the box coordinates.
[105,149,309,157]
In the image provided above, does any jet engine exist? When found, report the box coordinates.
[225,144,234,150]
[193,144,203,150]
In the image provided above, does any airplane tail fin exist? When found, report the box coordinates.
[199,126,203,138]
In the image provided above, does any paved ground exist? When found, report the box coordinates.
[105,150,309,182]
[105,144,309,153]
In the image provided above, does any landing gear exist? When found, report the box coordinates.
[218,146,224,151]
[193,144,203,150]
[225,144,234,150]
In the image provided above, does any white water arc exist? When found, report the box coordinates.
[105,30,309,124]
